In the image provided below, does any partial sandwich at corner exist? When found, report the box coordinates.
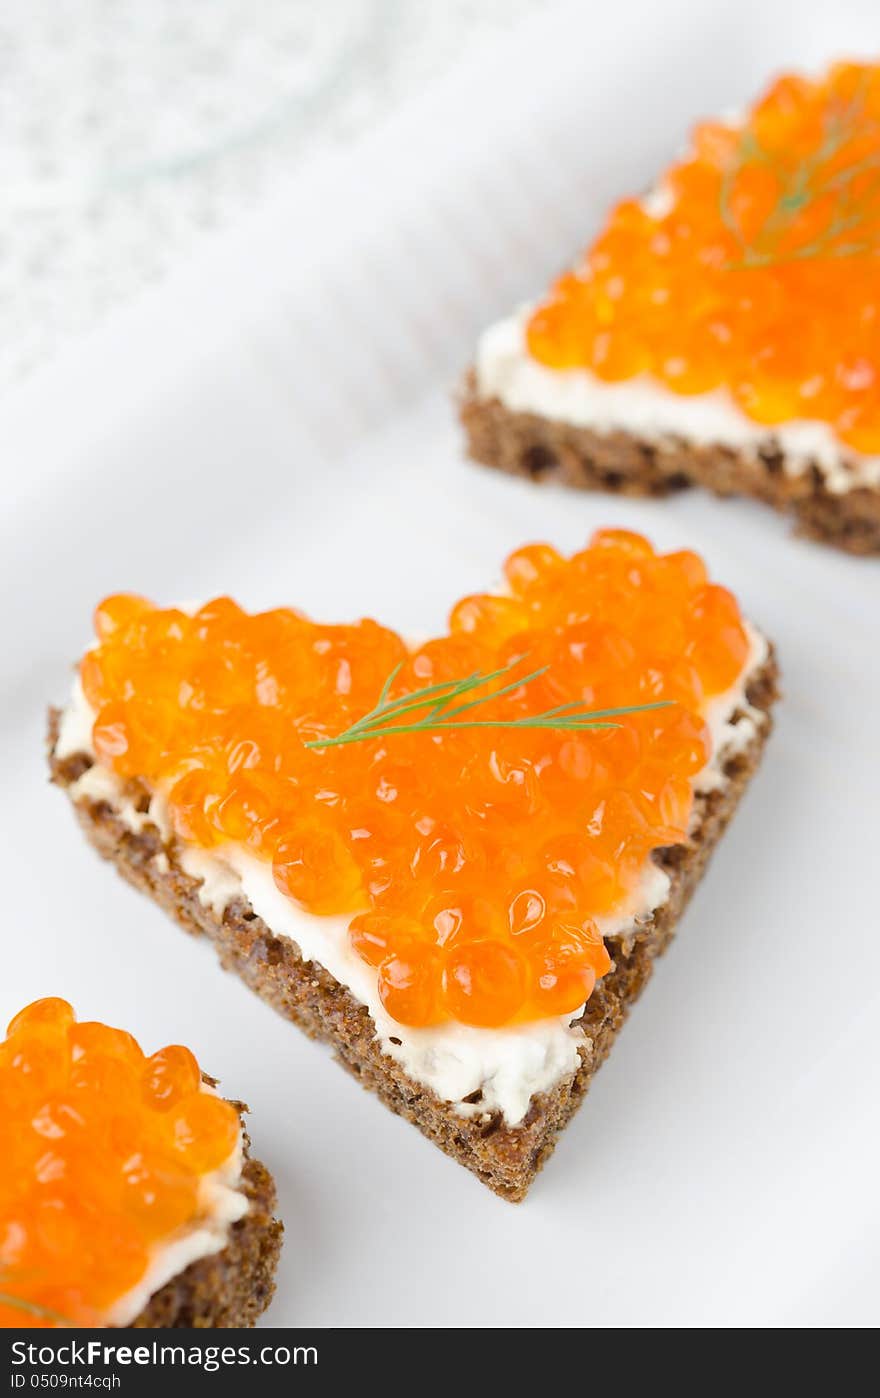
[0,998,281,1328]
[462,62,880,553]
[48,529,779,1200]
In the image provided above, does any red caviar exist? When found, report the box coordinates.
[527,62,880,453]
[77,531,751,1031]
[0,999,239,1328]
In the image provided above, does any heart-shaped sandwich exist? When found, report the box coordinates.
[49,530,778,1199]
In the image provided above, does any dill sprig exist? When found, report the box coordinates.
[0,1287,71,1325]
[305,656,670,751]
[720,72,880,270]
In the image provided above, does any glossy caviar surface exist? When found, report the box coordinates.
[0,999,240,1328]
[527,62,880,453]
[77,530,751,1030]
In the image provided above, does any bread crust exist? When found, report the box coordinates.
[131,1147,282,1328]
[48,652,778,1202]
[460,371,880,555]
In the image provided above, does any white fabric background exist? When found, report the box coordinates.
[0,0,533,386]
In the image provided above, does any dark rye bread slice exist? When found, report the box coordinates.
[48,651,778,1203]
[460,370,880,555]
[133,1137,282,1328]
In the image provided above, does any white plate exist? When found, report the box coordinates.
[2,0,879,1328]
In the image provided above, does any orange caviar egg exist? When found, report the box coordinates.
[349,912,426,966]
[527,925,608,1017]
[166,1093,241,1174]
[503,542,564,595]
[79,530,750,1031]
[525,62,880,454]
[0,999,240,1328]
[92,593,152,641]
[142,1045,202,1111]
[377,945,443,1027]
[273,824,364,914]
[444,942,528,1027]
